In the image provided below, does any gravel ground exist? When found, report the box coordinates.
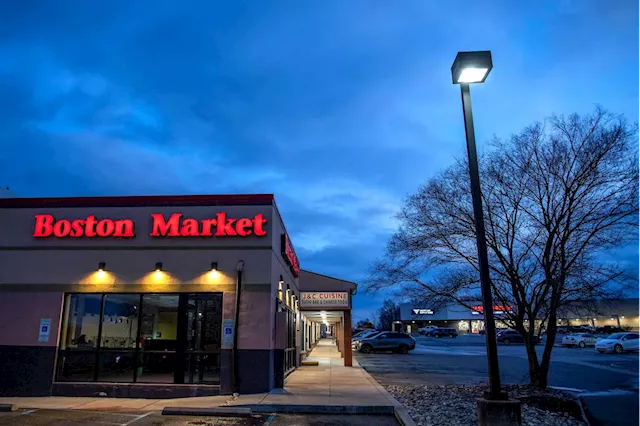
[385,384,585,426]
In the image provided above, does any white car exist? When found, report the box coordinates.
[595,332,640,354]
[418,326,438,335]
[562,333,598,348]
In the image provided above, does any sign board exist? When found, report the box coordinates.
[32,213,268,239]
[38,318,51,343]
[300,292,349,308]
[222,319,234,345]
[412,308,434,315]
[281,233,300,277]
[471,305,513,315]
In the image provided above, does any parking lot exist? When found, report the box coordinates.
[355,333,639,392]
[0,410,400,426]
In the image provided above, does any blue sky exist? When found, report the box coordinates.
[1,1,638,322]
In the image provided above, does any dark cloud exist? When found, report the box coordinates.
[0,1,637,321]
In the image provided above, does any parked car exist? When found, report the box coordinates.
[353,329,378,340]
[357,332,416,354]
[352,330,382,348]
[562,333,598,348]
[596,325,624,334]
[430,328,457,338]
[576,325,596,333]
[418,326,438,335]
[595,332,639,354]
[496,329,541,345]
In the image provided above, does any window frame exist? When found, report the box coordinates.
[56,292,223,385]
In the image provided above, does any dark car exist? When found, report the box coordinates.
[431,328,457,338]
[357,332,416,354]
[596,325,624,334]
[496,329,540,345]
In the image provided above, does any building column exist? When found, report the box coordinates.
[339,319,344,357]
[344,310,352,367]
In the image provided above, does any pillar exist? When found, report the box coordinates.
[344,310,352,367]
[339,320,344,357]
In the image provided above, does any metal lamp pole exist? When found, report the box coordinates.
[452,51,506,401]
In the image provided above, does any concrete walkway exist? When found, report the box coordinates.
[0,339,402,412]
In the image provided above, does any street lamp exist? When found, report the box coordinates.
[451,51,505,401]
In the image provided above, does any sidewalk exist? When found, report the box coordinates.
[0,339,404,414]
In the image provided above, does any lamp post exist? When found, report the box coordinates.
[451,51,505,401]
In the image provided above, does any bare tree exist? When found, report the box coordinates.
[377,298,401,331]
[366,108,638,388]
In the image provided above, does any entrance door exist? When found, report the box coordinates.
[276,300,297,376]
[175,293,222,384]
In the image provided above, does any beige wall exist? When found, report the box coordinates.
[0,292,64,346]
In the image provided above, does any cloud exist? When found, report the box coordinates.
[0,1,637,323]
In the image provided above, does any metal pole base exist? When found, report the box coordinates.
[477,398,522,426]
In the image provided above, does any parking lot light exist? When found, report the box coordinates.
[451,50,506,402]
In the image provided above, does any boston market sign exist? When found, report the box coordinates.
[32,213,268,238]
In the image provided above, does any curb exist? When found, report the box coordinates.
[356,363,417,426]
[162,407,251,417]
[232,404,395,415]
[394,405,417,426]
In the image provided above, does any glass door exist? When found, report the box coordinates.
[181,293,222,384]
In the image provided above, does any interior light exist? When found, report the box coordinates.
[210,262,218,271]
[97,262,106,272]
[621,316,625,319]
[155,262,163,272]
[457,67,489,83]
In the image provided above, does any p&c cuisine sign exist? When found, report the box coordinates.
[32,213,268,238]
[300,292,349,308]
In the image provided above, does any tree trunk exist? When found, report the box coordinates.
[524,339,541,387]
[530,361,549,388]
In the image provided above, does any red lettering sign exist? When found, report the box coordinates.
[33,214,135,238]
[471,305,513,313]
[281,233,300,277]
[33,213,268,239]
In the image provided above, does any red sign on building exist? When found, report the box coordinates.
[471,305,513,313]
[281,233,300,278]
[32,213,268,238]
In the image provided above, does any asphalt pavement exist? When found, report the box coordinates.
[0,409,400,426]
[355,333,639,391]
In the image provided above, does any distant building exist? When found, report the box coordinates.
[399,299,639,333]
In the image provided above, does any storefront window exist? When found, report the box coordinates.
[56,292,222,385]
[57,294,102,382]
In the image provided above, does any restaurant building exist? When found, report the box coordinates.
[0,194,356,398]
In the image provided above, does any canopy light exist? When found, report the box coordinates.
[451,51,493,84]
[155,262,163,272]
[97,262,106,272]
[210,262,218,271]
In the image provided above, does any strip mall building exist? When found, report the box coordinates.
[0,194,356,398]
